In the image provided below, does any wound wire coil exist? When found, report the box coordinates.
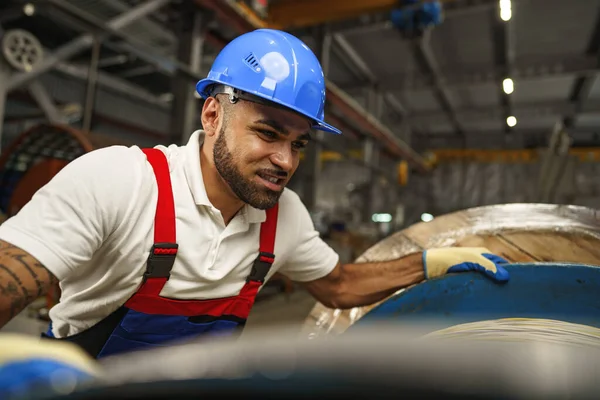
[424,318,600,349]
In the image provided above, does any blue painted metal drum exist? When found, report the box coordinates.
[352,263,600,332]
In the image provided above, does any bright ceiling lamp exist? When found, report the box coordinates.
[503,78,514,94]
[500,0,512,21]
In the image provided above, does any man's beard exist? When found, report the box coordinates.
[213,126,285,210]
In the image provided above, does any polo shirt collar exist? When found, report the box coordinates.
[184,130,266,224]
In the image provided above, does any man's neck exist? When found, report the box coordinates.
[199,146,244,225]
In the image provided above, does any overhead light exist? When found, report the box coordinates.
[372,213,392,223]
[421,213,434,222]
[499,0,512,21]
[506,116,517,127]
[503,78,514,94]
[23,3,35,16]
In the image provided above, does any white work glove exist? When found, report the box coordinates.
[423,247,510,283]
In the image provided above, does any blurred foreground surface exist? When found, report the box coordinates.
[6,320,598,400]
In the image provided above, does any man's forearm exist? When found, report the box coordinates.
[306,246,510,310]
[332,252,425,309]
[0,241,56,328]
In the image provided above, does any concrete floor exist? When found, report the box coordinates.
[246,288,317,332]
[1,297,48,336]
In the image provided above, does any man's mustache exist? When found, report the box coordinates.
[258,169,288,179]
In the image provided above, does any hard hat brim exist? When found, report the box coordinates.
[196,79,342,135]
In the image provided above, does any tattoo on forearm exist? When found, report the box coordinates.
[13,254,44,297]
[0,243,55,320]
[0,264,32,318]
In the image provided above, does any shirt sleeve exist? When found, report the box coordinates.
[276,191,339,282]
[0,145,148,281]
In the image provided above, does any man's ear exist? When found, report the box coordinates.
[201,97,221,137]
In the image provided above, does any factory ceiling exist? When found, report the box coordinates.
[2,0,600,169]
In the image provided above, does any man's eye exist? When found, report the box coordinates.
[293,142,308,150]
[259,130,277,139]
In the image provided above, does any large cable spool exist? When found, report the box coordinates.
[297,204,600,378]
[423,318,600,348]
[350,262,600,342]
[303,203,600,337]
[0,123,132,219]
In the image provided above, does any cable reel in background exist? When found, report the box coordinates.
[1,29,43,72]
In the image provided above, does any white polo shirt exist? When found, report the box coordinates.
[0,130,339,338]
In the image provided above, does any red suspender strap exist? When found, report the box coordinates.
[245,203,279,284]
[143,148,176,244]
[129,148,178,298]
[260,204,278,257]
[234,203,279,315]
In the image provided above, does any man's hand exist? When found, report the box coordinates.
[423,247,510,283]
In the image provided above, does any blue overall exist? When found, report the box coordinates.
[43,148,279,359]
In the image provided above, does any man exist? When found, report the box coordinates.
[0,29,509,359]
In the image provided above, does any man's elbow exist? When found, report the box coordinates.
[304,267,348,309]
[316,272,352,309]
[325,297,354,310]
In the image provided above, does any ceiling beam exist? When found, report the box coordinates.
[325,81,426,168]
[331,0,497,37]
[266,0,400,30]
[337,55,598,92]
[331,33,409,125]
[325,113,362,142]
[6,90,167,142]
[562,5,600,128]
[196,0,431,173]
[415,127,600,141]
[42,0,201,80]
[31,1,223,95]
[55,60,169,109]
[7,0,172,91]
[410,31,464,135]
[265,0,486,30]
[406,100,600,125]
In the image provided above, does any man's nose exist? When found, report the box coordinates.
[270,144,294,172]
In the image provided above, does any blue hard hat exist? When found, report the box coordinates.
[196,29,341,135]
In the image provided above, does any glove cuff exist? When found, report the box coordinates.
[424,247,491,279]
[423,248,452,279]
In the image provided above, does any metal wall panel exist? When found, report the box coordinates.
[399,159,598,227]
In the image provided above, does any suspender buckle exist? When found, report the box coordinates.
[247,252,275,283]
[145,243,179,279]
